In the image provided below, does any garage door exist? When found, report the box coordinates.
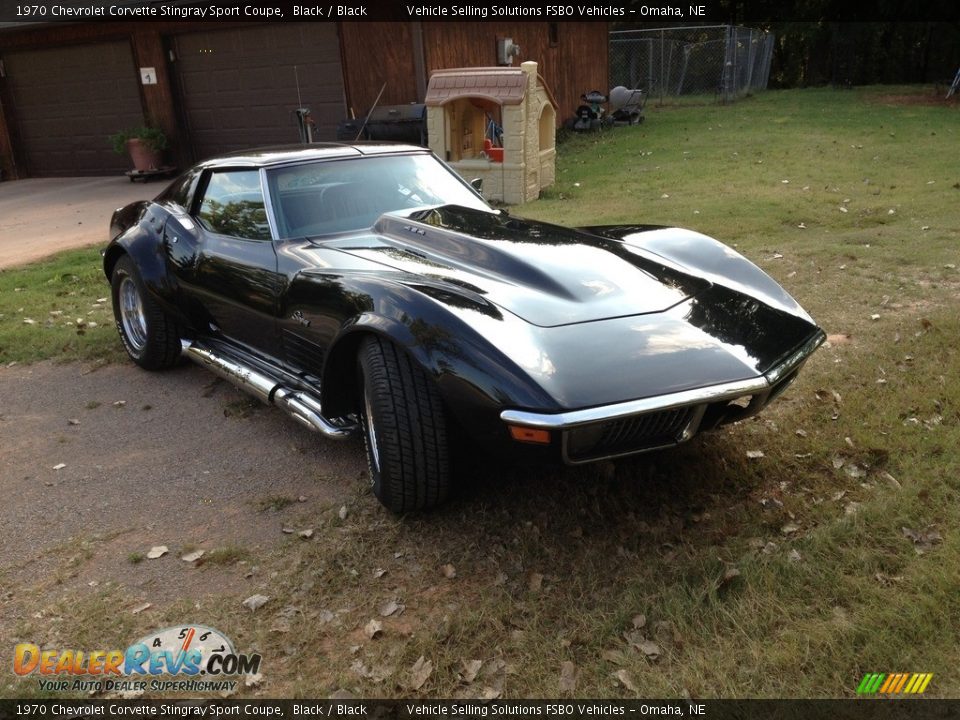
[2,42,144,176]
[172,24,345,161]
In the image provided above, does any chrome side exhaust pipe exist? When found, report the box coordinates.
[181,340,356,440]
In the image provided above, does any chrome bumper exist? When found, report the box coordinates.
[500,330,825,463]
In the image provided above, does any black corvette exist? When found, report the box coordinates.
[104,143,824,512]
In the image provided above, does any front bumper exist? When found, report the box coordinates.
[500,329,826,463]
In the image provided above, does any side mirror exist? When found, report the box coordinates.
[470,177,484,195]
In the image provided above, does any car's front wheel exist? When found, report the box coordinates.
[110,255,182,370]
[358,336,451,512]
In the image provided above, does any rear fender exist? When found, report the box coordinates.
[103,202,188,324]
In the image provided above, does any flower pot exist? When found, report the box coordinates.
[126,138,162,172]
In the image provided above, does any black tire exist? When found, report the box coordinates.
[110,255,182,370]
[358,336,451,512]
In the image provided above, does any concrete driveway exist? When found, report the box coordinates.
[0,176,162,269]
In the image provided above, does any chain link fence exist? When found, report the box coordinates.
[610,25,774,105]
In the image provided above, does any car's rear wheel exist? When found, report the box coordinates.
[110,255,182,370]
[358,336,451,512]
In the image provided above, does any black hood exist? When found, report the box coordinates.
[336,206,711,327]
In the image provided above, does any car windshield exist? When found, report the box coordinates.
[266,153,493,238]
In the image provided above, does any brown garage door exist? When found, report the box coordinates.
[172,24,346,161]
[3,42,144,177]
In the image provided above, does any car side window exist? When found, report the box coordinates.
[156,168,201,210]
[196,170,271,240]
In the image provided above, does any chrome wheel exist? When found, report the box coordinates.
[363,386,381,479]
[119,276,148,353]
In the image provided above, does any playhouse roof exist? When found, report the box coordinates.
[425,67,557,109]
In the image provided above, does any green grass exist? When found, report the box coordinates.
[0,246,122,364]
[2,86,959,699]
[201,545,251,566]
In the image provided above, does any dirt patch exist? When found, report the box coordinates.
[869,92,959,108]
[0,359,367,638]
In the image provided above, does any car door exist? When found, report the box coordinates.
[166,167,283,355]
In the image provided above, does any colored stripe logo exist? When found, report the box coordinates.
[857,673,933,695]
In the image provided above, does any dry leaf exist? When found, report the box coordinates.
[602,649,627,665]
[379,600,403,617]
[528,572,544,592]
[350,660,372,679]
[615,669,638,692]
[408,655,433,690]
[442,563,457,579]
[844,465,866,479]
[242,594,269,611]
[880,471,901,490]
[637,639,661,659]
[131,602,152,615]
[901,526,943,551]
[364,619,383,639]
[460,659,483,684]
[242,595,270,611]
[781,523,800,535]
[559,661,579,692]
[716,567,741,591]
[146,545,168,559]
[874,572,904,586]
[631,613,647,629]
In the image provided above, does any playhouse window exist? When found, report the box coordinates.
[447,98,501,162]
[539,105,556,151]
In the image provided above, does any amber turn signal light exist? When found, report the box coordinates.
[508,425,551,444]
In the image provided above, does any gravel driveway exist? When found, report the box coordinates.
[0,358,366,616]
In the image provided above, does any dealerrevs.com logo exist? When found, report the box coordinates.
[14,625,262,693]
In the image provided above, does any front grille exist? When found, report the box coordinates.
[565,405,699,462]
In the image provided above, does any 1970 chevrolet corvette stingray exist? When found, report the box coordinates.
[104,143,824,512]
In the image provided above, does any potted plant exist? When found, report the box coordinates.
[109,126,168,172]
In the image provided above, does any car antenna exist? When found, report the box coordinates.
[354,82,387,142]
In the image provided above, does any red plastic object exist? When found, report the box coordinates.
[484,138,504,163]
